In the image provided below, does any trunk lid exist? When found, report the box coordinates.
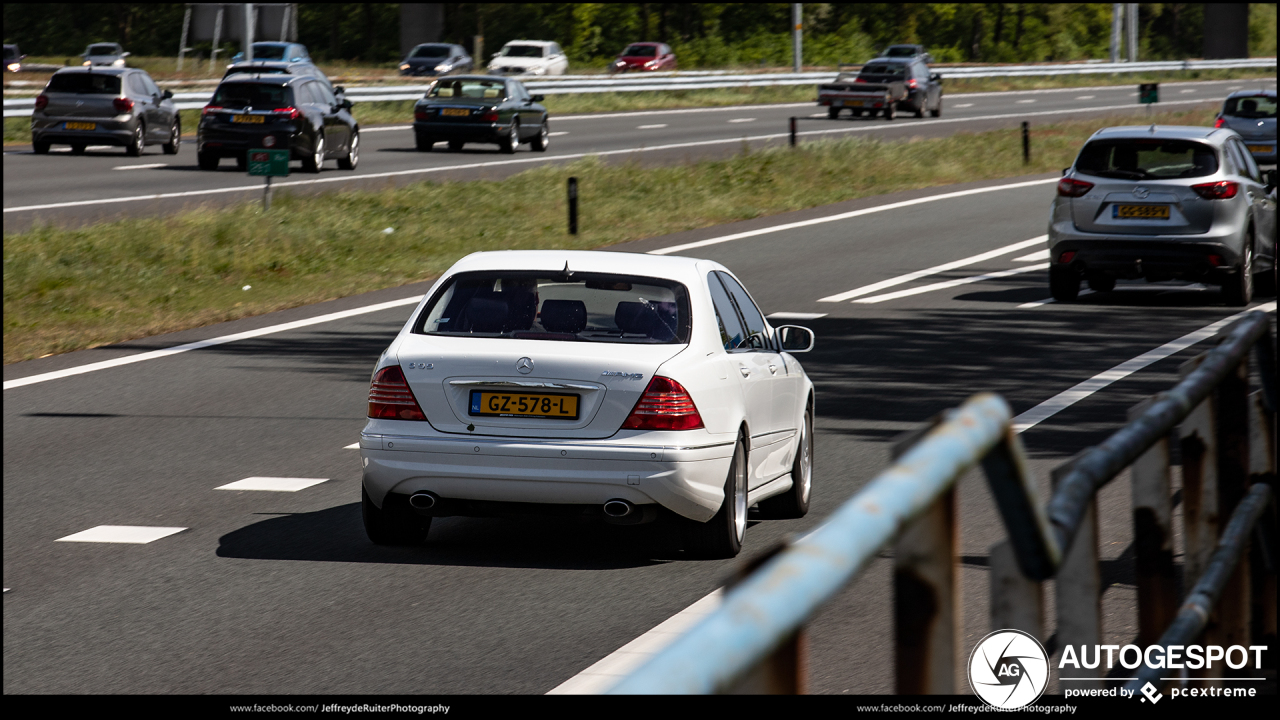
[1070,178,1213,235]
[41,92,121,119]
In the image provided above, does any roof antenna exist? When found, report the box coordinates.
[1149,124,1156,134]
[560,261,573,281]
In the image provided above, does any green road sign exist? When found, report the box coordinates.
[248,148,290,176]
[1139,83,1159,104]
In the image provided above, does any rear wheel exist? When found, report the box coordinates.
[448,140,464,152]
[302,132,325,173]
[828,106,840,119]
[415,134,435,152]
[883,103,896,121]
[1222,235,1254,306]
[500,120,519,154]
[914,98,926,118]
[338,130,359,170]
[162,120,180,155]
[1049,265,1081,302]
[235,152,248,171]
[1086,274,1116,292]
[32,140,50,154]
[931,96,943,118]
[362,486,431,546]
[531,121,549,152]
[125,122,145,157]
[756,405,812,520]
[684,436,747,558]
[197,151,219,170]
[70,142,86,155]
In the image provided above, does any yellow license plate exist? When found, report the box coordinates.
[232,114,264,124]
[441,108,470,117]
[1114,204,1170,219]
[1247,144,1272,154]
[64,121,96,130]
[849,100,864,107]
[469,391,579,419]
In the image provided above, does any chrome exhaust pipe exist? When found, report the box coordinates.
[603,499,634,518]
[409,492,438,510]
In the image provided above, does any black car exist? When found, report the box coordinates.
[400,43,473,77]
[858,56,942,118]
[412,75,548,154]
[197,74,359,173]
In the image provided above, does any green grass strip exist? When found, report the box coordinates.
[4,105,1216,364]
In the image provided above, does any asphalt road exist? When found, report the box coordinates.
[4,172,1275,694]
[5,78,1273,230]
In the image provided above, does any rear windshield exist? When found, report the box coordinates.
[411,44,451,58]
[1075,139,1219,180]
[88,44,119,56]
[224,66,288,79]
[427,78,506,99]
[1224,95,1277,119]
[500,45,544,58]
[46,73,121,94]
[415,272,691,344]
[252,44,288,60]
[210,83,293,108]
[622,45,657,57]
[860,63,907,78]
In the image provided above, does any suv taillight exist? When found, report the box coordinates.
[906,78,918,89]
[1057,177,1094,197]
[368,365,428,421]
[113,97,134,113]
[621,376,704,431]
[202,105,223,115]
[1191,181,1239,200]
[273,106,301,120]
[34,94,48,111]
[1214,116,1227,128]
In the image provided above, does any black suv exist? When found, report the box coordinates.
[197,74,359,173]
[858,56,943,118]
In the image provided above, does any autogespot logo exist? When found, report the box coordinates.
[969,629,1049,709]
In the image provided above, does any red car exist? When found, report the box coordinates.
[610,42,676,73]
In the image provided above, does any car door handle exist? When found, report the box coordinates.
[739,366,751,377]
[768,364,778,375]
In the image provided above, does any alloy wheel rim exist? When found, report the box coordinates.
[1243,242,1253,297]
[314,136,324,168]
[134,126,143,151]
[733,446,747,542]
[799,419,812,504]
[170,123,178,146]
[349,133,359,165]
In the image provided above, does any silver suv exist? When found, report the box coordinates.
[31,67,180,156]
[1047,126,1277,306]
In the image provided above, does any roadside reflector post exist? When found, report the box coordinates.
[1021,121,1030,165]
[567,176,578,235]
[789,117,797,147]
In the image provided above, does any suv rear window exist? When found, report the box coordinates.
[1075,139,1219,180]
[415,271,690,344]
[46,73,121,94]
[411,44,450,58]
[1224,95,1277,119]
[88,44,119,56]
[210,82,293,108]
[860,64,907,78]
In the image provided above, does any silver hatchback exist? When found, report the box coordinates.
[1047,125,1277,306]
[31,67,181,156]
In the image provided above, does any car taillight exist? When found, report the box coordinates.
[854,77,866,83]
[113,97,134,113]
[34,94,48,111]
[1214,116,1227,128]
[1057,177,1094,197]
[202,105,223,115]
[1192,181,1239,200]
[414,109,430,121]
[273,106,301,120]
[479,109,499,122]
[368,365,428,421]
[907,78,918,89]
[621,376,704,431]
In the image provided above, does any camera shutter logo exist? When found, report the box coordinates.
[968,629,1049,709]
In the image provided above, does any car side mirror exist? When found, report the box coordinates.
[1062,167,1070,176]
[340,98,353,111]
[162,89,173,100]
[334,86,345,95]
[777,325,815,353]
[122,52,131,58]
[531,94,544,102]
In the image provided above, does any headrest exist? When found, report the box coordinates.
[466,297,507,333]
[615,301,676,341]
[540,299,586,333]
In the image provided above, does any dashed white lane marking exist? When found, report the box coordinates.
[637,124,668,129]
[854,263,1050,304]
[1180,89,1196,94]
[1228,85,1243,90]
[808,112,828,117]
[549,131,569,136]
[4,295,424,390]
[113,163,167,171]
[953,103,974,108]
[1018,289,1095,309]
[1076,95,1095,100]
[56,525,187,544]
[216,477,328,492]
[766,312,828,320]
[1016,99,1037,104]
[361,125,411,133]
[1013,301,1276,432]
[817,235,1047,302]
[345,442,360,449]
[728,118,756,123]
[1013,249,1050,262]
[547,588,724,694]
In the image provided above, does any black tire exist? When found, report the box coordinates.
[448,140,464,152]
[32,140,50,154]
[338,130,359,170]
[1222,234,1254,306]
[70,142,86,155]
[1257,242,1278,297]
[531,120,549,151]
[500,120,519,154]
[756,405,813,520]
[362,486,431,546]
[415,134,435,152]
[931,96,942,118]
[197,151,219,170]
[828,106,839,119]
[162,120,180,155]
[1049,265,1081,302]
[235,152,248,171]
[125,122,144,157]
[1086,274,1116,292]
[302,132,324,173]
[684,436,747,559]
[883,103,896,121]
[914,98,926,118]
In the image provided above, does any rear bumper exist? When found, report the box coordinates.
[413,120,511,142]
[31,116,134,146]
[197,126,307,158]
[360,432,735,522]
[1048,221,1244,282]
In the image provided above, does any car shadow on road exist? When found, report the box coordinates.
[216,501,691,570]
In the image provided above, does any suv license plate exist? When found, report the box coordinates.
[1113,204,1170,219]
[232,115,265,124]
[469,390,579,419]
[64,121,96,131]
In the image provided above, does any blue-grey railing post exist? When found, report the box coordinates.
[1178,352,1219,596]
[1052,455,1102,689]
[1247,388,1277,646]
[1128,395,1180,648]
[988,539,1043,639]
[1206,342,1252,669]
[893,486,959,694]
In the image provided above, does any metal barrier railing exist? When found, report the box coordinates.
[608,310,1276,694]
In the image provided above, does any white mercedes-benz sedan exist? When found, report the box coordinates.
[359,250,816,558]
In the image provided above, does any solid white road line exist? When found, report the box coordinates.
[816,235,1047,302]
[56,525,187,544]
[1013,249,1050,262]
[3,295,424,391]
[853,263,1050,304]
[1012,301,1276,432]
[216,477,328,492]
[767,312,828,320]
[113,163,167,171]
[7,99,1216,215]
[547,589,725,694]
[637,124,668,129]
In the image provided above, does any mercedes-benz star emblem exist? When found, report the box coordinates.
[516,357,534,374]
[1133,186,1150,199]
